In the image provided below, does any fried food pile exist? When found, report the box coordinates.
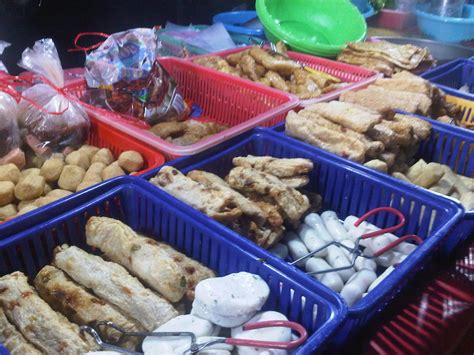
[150,156,321,249]
[337,41,435,77]
[0,217,215,354]
[0,146,145,222]
[150,120,228,146]
[285,101,431,173]
[392,159,474,210]
[339,71,460,121]
[193,46,344,99]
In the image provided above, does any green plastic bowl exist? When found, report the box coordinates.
[256,0,367,57]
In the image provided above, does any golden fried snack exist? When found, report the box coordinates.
[101,163,125,180]
[239,54,260,81]
[0,163,21,184]
[150,166,242,224]
[264,71,289,92]
[78,145,100,161]
[40,158,65,183]
[58,165,86,192]
[226,166,310,222]
[364,159,388,173]
[187,170,266,225]
[91,148,114,166]
[34,265,143,349]
[118,151,144,173]
[249,47,300,75]
[0,308,41,355]
[393,113,432,140]
[0,181,15,206]
[285,111,367,162]
[85,217,187,302]
[0,204,17,221]
[150,121,187,139]
[14,175,45,201]
[232,155,313,178]
[0,272,94,354]
[305,101,382,133]
[298,110,384,157]
[65,151,90,170]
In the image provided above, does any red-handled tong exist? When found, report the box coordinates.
[81,320,308,354]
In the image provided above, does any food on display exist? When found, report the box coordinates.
[273,210,418,306]
[0,147,144,221]
[83,28,189,126]
[0,218,293,354]
[0,307,42,355]
[53,244,179,331]
[150,156,320,249]
[150,120,228,146]
[337,41,435,76]
[34,265,144,349]
[0,272,95,354]
[17,39,90,156]
[392,159,474,210]
[339,71,460,122]
[285,103,431,169]
[193,45,345,99]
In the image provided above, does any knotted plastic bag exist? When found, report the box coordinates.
[83,28,189,126]
[17,39,89,156]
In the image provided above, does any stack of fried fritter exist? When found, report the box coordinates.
[337,41,435,77]
[149,120,228,146]
[339,71,460,121]
[193,46,344,99]
[150,156,321,249]
[392,159,474,210]
[285,101,432,173]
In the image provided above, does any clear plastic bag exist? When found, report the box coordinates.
[0,91,25,168]
[17,39,89,156]
[84,28,189,126]
[0,40,10,73]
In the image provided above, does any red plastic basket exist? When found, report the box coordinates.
[87,116,165,176]
[65,58,298,160]
[190,46,382,107]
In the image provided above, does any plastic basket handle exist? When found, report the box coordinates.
[68,32,110,53]
[354,207,406,240]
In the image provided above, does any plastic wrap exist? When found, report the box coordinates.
[17,39,89,156]
[0,91,24,168]
[84,28,189,125]
[0,41,10,73]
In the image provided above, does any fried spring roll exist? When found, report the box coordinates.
[0,271,93,354]
[85,217,186,302]
[53,245,178,331]
[34,265,143,348]
[0,308,41,355]
[151,241,216,300]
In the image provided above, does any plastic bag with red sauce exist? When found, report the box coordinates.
[83,28,189,126]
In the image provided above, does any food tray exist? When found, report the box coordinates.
[64,58,298,160]
[189,46,382,107]
[446,94,474,130]
[272,116,474,254]
[421,59,474,101]
[0,116,165,232]
[142,128,464,344]
[0,177,346,355]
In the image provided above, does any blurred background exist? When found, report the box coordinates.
[0,0,254,73]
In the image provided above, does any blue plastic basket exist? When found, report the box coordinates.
[0,176,345,355]
[421,58,474,101]
[272,117,474,254]
[143,128,464,345]
[212,11,266,38]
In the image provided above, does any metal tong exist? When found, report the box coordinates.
[81,320,307,354]
[290,207,424,276]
